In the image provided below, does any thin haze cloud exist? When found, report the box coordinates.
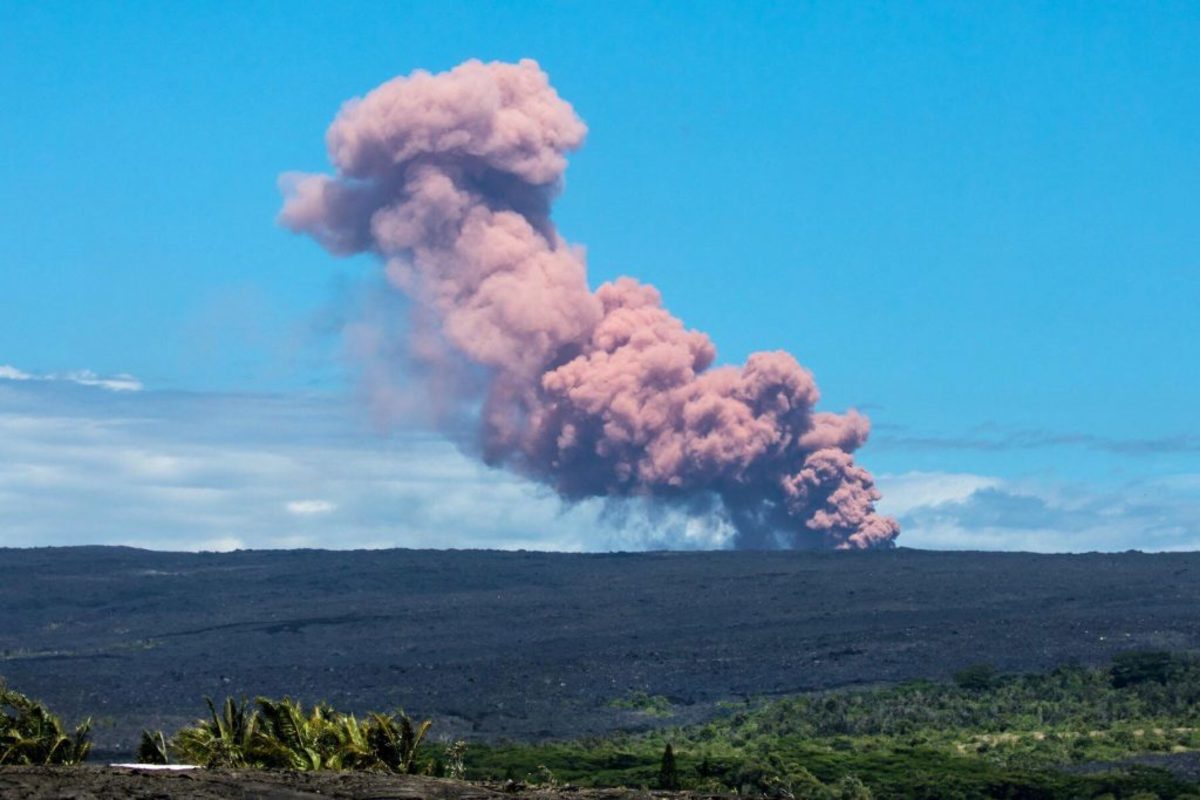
[0,364,143,393]
[874,426,1200,456]
[286,499,337,516]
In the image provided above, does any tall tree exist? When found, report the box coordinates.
[657,743,680,790]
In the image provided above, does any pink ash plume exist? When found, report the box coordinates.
[280,58,899,550]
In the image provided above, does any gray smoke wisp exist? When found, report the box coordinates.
[280,58,899,549]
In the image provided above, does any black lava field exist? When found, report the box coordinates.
[2,547,1199,759]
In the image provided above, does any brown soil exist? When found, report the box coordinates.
[0,766,721,800]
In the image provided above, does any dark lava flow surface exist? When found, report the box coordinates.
[2,547,1198,758]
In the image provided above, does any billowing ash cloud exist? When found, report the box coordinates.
[280,59,899,549]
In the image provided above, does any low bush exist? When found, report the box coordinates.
[145,696,433,772]
[0,679,91,765]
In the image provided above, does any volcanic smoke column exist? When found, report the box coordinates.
[280,59,899,549]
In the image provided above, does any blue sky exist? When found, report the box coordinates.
[1,2,1197,551]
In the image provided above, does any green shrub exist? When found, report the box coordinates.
[610,690,673,717]
[137,729,169,765]
[832,774,873,800]
[170,697,257,767]
[953,663,1000,691]
[0,681,91,765]
[464,652,1200,798]
[1111,651,1184,688]
[156,695,431,772]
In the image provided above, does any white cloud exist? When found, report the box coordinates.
[882,470,1200,553]
[197,536,246,553]
[0,379,614,551]
[0,365,32,381]
[60,370,143,392]
[875,471,1001,517]
[0,364,142,392]
[286,499,336,516]
[0,376,1197,553]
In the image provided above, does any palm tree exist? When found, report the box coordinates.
[161,695,433,772]
[0,683,91,765]
[364,711,432,774]
[137,729,169,765]
[253,697,347,770]
[171,697,258,767]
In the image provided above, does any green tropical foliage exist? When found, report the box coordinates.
[362,710,433,773]
[11,651,1200,799]
[251,698,352,770]
[149,696,433,773]
[465,652,1200,798]
[610,690,673,717]
[170,697,259,767]
[137,728,169,765]
[0,680,91,765]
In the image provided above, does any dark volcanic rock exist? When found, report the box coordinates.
[2,547,1199,759]
[0,766,716,800]
[1069,752,1200,782]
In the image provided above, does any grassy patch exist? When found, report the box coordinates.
[608,691,674,717]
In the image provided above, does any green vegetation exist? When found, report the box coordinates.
[9,652,1200,798]
[658,742,680,790]
[466,652,1200,798]
[952,662,1000,691]
[609,690,674,717]
[0,680,91,765]
[145,696,436,772]
[136,728,169,765]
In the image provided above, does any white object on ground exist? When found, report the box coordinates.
[110,764,199,771]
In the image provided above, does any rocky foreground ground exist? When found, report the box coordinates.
[0,767,721,800]
[8,756,1200,800]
